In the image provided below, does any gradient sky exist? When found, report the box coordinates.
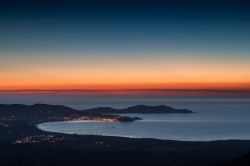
[1,0,250,90]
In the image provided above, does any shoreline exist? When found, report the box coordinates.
[36,120,250,142]
[1,103,250,165]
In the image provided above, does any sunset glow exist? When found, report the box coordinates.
[0,0,250,92]
[1,54,250,90]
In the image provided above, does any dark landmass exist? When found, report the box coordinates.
[117,116,142,122]
[0,104,193,122]
[225,152,250,166]
[0,104,141,122]
[0,103,249,166]
[0,103,193,114]
[0,104,76,117]
[85,105,193,114]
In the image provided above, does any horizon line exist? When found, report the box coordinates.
[1,88,250,91]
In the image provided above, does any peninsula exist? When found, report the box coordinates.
[0,104,193,123]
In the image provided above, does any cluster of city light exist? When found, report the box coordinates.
[14,135,65,144]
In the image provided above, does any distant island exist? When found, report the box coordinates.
[0,104,193,123]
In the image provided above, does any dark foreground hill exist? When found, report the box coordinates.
[226,152,250,166]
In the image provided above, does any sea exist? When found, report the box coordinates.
[1,91,250,141]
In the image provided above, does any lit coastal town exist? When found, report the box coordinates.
[14,134,65,144]
[0,114,140,144]
[0,104,143,145]
[63,115,141,122]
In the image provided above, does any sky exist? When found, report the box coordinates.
[1,0,250,91]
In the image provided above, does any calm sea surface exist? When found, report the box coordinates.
[38,100,250,141]
[1,91,250,141]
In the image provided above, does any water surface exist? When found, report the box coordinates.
[38,101,250,141]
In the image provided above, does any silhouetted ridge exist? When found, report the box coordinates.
[0,104,73,111]
[0,104,77,117]
[84,107,117,114]
[122,105,192,113]
[0,104,193,115]
[85,105,193,114]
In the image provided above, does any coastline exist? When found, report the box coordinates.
[1,103,250,165]
[2,121,250,166]
[37,120,250,142]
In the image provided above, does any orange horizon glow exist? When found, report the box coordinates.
[1,82,250,91]
[1,53,250,91]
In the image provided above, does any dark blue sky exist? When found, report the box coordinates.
[0,0,249,52]
[0,0,250,23]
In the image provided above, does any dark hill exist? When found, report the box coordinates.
[84,107,118,114]
[0,104,74,111]
[123,105,192,113]
[0,104,77,117]
[226,152,250,166]
[0,104,193,116]
[84,105,193,114]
